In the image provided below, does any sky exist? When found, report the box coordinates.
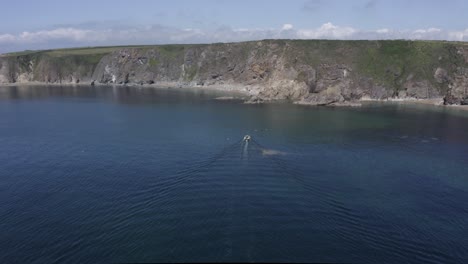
[0,0,467,53]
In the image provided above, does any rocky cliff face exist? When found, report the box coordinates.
[1,40,468,105]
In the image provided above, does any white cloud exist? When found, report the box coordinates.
[281,24,294,31]
[0,34,16,43]
[1,22,468,53]
[447,29,468,41]
[297,22,356,39]
[18,28,100,43]
[376,28,389,34]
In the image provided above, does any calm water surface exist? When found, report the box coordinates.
[1,85,468,263]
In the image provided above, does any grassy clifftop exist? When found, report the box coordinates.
[282,39,466,89]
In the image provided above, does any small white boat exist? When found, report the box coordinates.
[243,135,251,142]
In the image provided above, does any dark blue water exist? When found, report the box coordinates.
[1,85,468,263]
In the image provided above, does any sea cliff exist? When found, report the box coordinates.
[1,39,468,105]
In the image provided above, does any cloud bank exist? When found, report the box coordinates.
[1,22,468,53]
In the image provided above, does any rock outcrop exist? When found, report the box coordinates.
[1,39,468,105]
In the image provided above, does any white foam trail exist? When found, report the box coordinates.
[242,141,249,159]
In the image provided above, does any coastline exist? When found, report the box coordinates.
[2,81,468,111]
[0,81,252,98]
[360,97,446,106]
[361,97,468,111]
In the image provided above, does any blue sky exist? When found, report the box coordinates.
[1,0,467,53]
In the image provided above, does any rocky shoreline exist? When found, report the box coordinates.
[4,81,468,112]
